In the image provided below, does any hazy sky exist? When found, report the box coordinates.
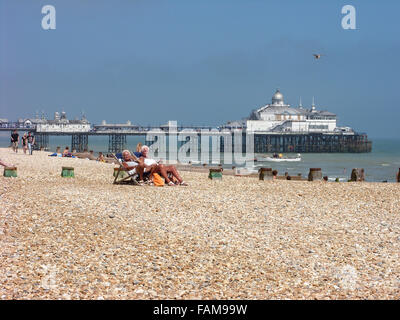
[1,0,399,138]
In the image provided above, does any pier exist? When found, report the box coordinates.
[0,122,372,153]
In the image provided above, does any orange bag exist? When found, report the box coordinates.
[152,173,164,186]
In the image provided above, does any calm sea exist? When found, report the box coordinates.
[1,131,399,182]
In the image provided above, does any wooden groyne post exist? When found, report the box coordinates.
[350,168,365,182]
[259,168,273,180]
[308,168,322,181]
[61,166,75,178]
[208,168,223,180]
[3,167,17,177]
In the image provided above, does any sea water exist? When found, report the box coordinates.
[253,142,400,183]
[0,131,399,182]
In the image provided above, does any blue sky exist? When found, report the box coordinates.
[0,0,399,138]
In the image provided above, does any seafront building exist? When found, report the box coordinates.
[35,111,90,133]
[247,90,337,133]
[224,89,370,153]
[1,112,90,133]
[226,89,350,134]
[0,112,91,151]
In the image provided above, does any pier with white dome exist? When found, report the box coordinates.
[224,89,371,153]
[1,90,372,153]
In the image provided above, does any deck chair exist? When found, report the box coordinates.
[112,153,140,185]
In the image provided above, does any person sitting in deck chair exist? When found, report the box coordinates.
[120,150,145,184]
[121,149,159,185]
[140,145,188,186]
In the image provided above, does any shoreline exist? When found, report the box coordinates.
[1,138,400,182]
[2,147,398,182]
[1,146,399,184]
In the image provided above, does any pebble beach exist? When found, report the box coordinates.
[1,147,400,299]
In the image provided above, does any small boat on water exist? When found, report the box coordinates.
[256,153,302,162]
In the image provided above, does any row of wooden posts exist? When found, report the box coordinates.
[209,167,400,183]
[3,166,75,178]
[258,167,330,181]
[3,166,400,183]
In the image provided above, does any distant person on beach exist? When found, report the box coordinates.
[72,149,96,160]
[272,170,278,180]
[63,147,72,157]
[27,132,35,155]
[89,150,96,160]
[21,133,28,154]
[11,130,19,153]
[133,143,143,158]
[100,153,116,163]
[48,152,62,157]
[48,146,61,157]
[397,169,400,183]
[97,152,105,162]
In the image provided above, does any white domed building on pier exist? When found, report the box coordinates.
[35,111,91,133]
[227,89,343,133]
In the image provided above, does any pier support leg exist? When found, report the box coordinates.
[250,133,371,154]
[108,134,126,153]
[71,134,88,152]
[34,133,49,151]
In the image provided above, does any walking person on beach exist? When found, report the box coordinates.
[21,133,28,154]
[10,130,19,153]
[27,132,35,155]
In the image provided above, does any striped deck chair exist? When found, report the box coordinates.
[112,153,140,185]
